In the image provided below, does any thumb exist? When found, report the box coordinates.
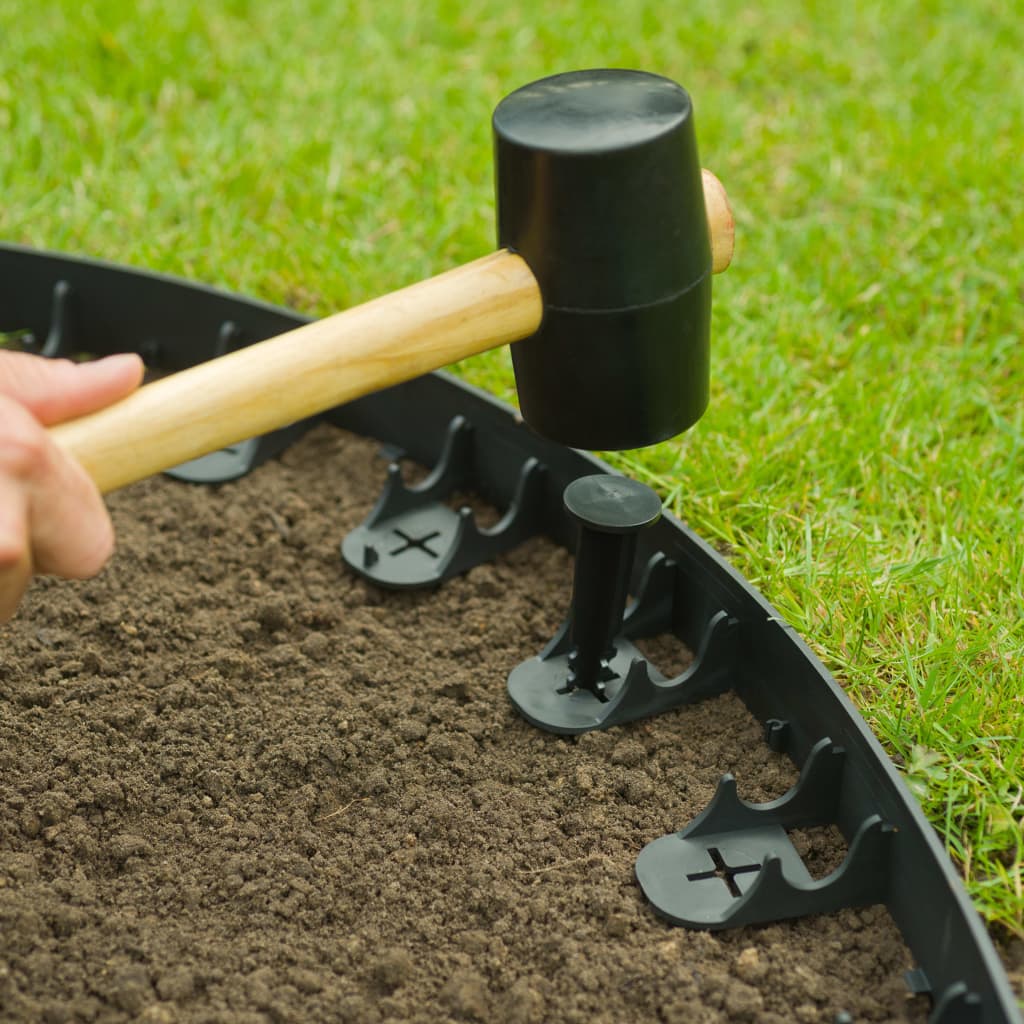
[0,351,145,427]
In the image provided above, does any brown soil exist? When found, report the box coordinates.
[0,423,954,1023]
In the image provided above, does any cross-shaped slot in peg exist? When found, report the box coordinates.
[686,846,762,898]
[389,528,442,557]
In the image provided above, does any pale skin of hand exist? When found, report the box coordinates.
[0,351,145,622]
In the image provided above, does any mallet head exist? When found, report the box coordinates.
[493,69,713,451]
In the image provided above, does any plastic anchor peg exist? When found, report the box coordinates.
[341,415,546,589]
[561,475,663,698]
[508,483,740,734]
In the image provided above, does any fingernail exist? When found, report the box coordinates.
[82,353,145,380]
[93,353,144,369]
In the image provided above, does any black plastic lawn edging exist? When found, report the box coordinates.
[1,242,1019,1024]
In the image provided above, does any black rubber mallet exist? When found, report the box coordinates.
[51,69,733,491]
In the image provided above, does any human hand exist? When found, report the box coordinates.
[0,351,145,622]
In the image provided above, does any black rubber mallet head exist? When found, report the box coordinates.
[494,68,728,450]
[50,69,733,493]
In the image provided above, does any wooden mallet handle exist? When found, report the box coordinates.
[50,173,733,494]
[702,170,735,275]
[51,252,542,493]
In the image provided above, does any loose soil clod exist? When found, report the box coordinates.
[0,425,932,1022]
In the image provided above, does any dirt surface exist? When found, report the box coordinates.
[0,422,974,1023]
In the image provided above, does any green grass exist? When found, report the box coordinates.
[2,0,1021,941]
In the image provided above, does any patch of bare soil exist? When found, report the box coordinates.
[0,424,941,1022]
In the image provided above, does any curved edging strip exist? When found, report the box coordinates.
[1,243,1018,1024]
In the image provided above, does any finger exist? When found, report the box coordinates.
[28,440,115,580]
[0,351,144,426]
[0,548,32,623]
[0,397,115,580]
[0,473,32,623]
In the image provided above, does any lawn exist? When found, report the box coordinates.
[1,0,1021,941]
